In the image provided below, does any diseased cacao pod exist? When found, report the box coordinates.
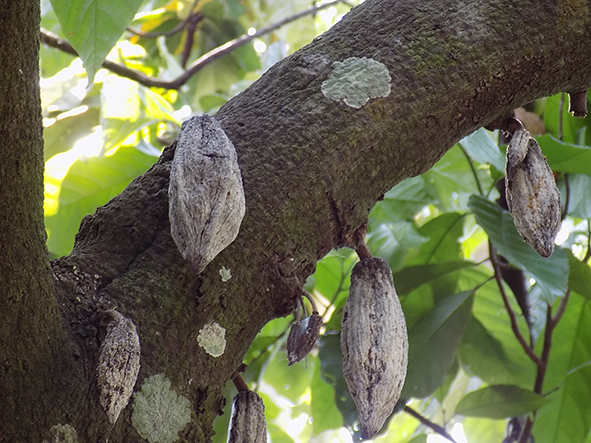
[505,128,561,257]
[228,390,267,443]
[341,257,408,440]
[286,312,323,365]
[169,115,246,273]
[97,310,141,426]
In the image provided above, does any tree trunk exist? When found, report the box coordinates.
[2,0,591,441]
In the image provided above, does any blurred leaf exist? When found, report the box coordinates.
[371,176,435,222]
[537,135,591,175]
[267,423,295,443]
[566,250,591,301]
[49,0,143,82]
[408,213,465,265]
[460,128,505,171]
[456,385,550,418]
[560,174,591,218]
[402,290,474,398]
[404,436,428,443]
[44,107,100,159]
[459,268,536,387]
[462,416,508,442]
[317,333,358,433]
[469,195,568,301]
[393,261,474,296]
[542,93,589,145]
[311,357,343,435]
[45,147,156,256]
[423,145,493,211]
[433,359,459,403]
[260,345,312,403]
[367,220,428,272]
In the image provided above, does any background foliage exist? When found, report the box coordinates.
[41,0,591,442]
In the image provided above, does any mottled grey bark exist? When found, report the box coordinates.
[2,0,591,442]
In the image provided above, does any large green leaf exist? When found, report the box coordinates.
[469,195,568,301]
[566,250,591,301]
[459,128,505,172]
[560,174,591,218]
[370,176,436,222]
[542,93,589,145]
[408,213,465,265]
[533,292,591,443]
[49,0,143,82]
[423,145,493,212]
[45,147,157,256]
[317,333,358,434]
[456,385,550,419]
[458,268,536,388]
[537,135,591,175]
[393,261,475,296]
[401,290,474,399]
[310,357,343,435]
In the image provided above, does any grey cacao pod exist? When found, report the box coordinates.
[505,128,561,257]
[341,257,408,440]
[287,312,323,365]
[97,310,141,426]
[169,115,246,273]
[228,390,267,443]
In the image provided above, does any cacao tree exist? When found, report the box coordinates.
[2,0,591,442]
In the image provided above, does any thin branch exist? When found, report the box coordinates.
[584,220,591,263]
[561,173,570,220]
[231,373,249,392]
[355,242,372,260]
[488,241,544,368]
[519,304,554,443]
[551,289,571,327]
[404,406,458,443]
[40,0,353,90]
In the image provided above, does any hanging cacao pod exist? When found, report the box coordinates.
[227,390,267,443]
[341,257,408,440]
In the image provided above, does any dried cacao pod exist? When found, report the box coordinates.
[341,257,408,440]
[286,312,323,365]
[505,128,561,257]
[169,115,246,273]
[228,390,268,443]
[97,310,141,426]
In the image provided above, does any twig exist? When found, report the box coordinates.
[40,0,353,90]
[404,406,457,443]
[355,242,372,260]
[302,291,319,314]
[519,304,554,443]
[232,373,249,392]
[488,242,544,368]
[561,173,570,220]
[181,12,204,68]
[551,289,570,327]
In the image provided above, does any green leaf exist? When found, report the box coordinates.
[401,290,474,398]
[370,176,436,222]
[560,174,591,218]
[49,0,143,82]
[469,195,568,301]
[532,292,591,443]
[458,268,536,388]
[408,213,465,265]
[459,128,505,172]
[43,107,100,160]
[317,333,358,433]
[537,135,591,175]
[461,416,507,442]
[311,357,343,435]
[423,145,493,212]
[456,385,550,419]
[259,344,312,403]
[566,250,591,301]
[393,261,474,296]
[534,364,591,443]
[45,147,156,256]
[542,93,588,145]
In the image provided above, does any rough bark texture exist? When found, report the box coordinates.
[2,0,591,442]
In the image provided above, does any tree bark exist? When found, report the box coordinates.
[2,0,591,441]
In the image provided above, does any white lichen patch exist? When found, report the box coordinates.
[321,57,391,108]
[219,266,232,282]
[43,424,78,443]
[132,374,192,443]
[197,322,226,357]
